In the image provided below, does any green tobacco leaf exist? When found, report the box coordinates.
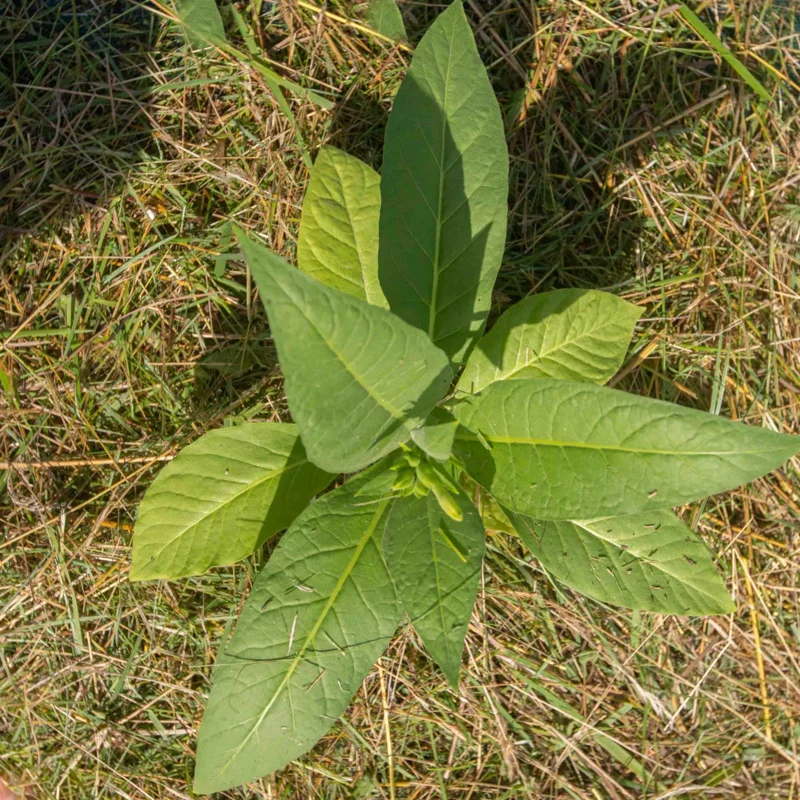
[194,469,402,794]
[411,407,459,462]
[384,490,484,686]
[239,231,452,473]
[365,0,407,42]
[510,509,734,615]
[298,147,386,307]
[456,289,641,396]
[379,0,508,366]
[130,423,333,580]
[453,378,800,520]
[180,0,226,49]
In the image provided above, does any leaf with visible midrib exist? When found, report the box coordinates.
[239,231,453,473]
[453,378,800,520]
[130,423,334,580]
[379,0,508,366]
[384,489,484,686]
[194,468,402,794]
[456,289,641,396]
[298,147,386,306]
[509,509,734,615]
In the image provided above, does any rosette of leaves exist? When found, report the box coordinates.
[130,2,799,793]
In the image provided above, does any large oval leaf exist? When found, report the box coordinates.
[194,469,402,794]
[509,509,734,615]
[456,289,642,396]
[378,0,509,366]
[130,423,333,580]
[453,378,799,519]
[383,489,484,686]
[297,146,386,306]
[239,231,452,473]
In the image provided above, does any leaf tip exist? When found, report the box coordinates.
[127,567,146,583]
[193,741,237,796]
[128,560,164,583]
[232,223,250,249]
[718,593,736,615]
[128,549,152,583]
[443,665,461,690]
[191,771,214,796]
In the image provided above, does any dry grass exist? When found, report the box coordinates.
[2,0,800,797]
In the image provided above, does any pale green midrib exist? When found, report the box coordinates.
[275,278,411,425]
[455,429,781,457]
[491,317,629,383]
[216,497,392,779]
[330,157,374,303]
[137,458,308,569]
[427,27,456,342]
[339,165,384,307]
[306,260,364,293]
[568,519,724,603]
[427,498,452,669]
[455,309,631,393]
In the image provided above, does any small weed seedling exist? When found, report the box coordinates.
[131,2,800,793]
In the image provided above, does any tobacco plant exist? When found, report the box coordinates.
[131,2,799,793]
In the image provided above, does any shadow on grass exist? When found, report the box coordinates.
[500,38,731,295]
[0,0,157,236]
[330,1,737,310]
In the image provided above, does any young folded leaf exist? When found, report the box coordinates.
[130,423,333,580]
[298,146,386,306]
[379,0,509,365]
[465,478,514,534]
[194,467,402,794]
[456,289,642,396]
[365,0,407,42]
[411,406,460,462]
[384,489,484,686]
[509,509,735,615]
[238,231,452,473]
[453,378,799,520]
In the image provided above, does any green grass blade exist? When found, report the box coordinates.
[678,4,770,102]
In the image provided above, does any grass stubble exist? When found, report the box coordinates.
[1,0,800,797]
